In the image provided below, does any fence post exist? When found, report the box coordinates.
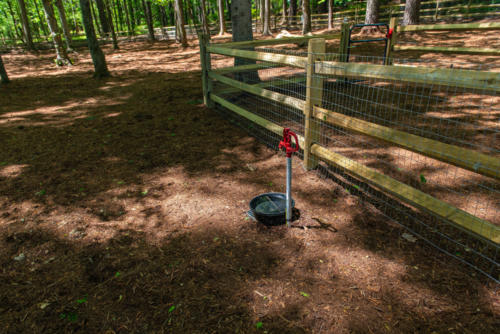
[384,17,398,66]
[303,38,325,170]
[199,34,213,107]
[339,22,350,62]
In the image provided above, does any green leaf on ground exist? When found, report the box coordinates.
[76,296,87,304]
[420,174,427,184]
[168,305,176,313]
[255,322,263,329]
[35,190,46,196]
[300,291,310,297]
[141,190,148,196]
[115,271,121,278]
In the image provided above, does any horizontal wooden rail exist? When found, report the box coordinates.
[310,144,500,244]
[315,61,500,92]
[212,63,281,74]
[208,71,305,110]
[398,22,500,32]
[220,33,340,48]
[218,76,306,95]
[313,106,500,180]
[207,45,308,68]
[211,94,287,138]
[393,45,500,56]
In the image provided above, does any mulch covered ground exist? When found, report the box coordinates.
[0,29,498,333]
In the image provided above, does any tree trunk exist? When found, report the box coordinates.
[79,0,110,77]
[288,0,297,26]
[41,0,72,66]
[141,0,155,41]
[231,0,258,82]
[280,0,287,26]
[328,0,333,30]
[17,0,35,50]
[302,0,311,34]
[33,0,50,37]
[262,0,271,35]
[0,55,10,85]
[95,0,110,35]
[364,0,380,25]
[6,0,24,42]
[54,0,73,51]
[90,0,103,35]
[231,0,252,43]
[259,0,264,33]
[122,0,132,36]
[217,0,226,35]
[70,0,81,34]
[225,0,231,21]
[403,0,420,26]
[200,0,211,39]
[174,0,187,46]
[115,0,124,32]
[128,0,136,32]
[104,0,119,48]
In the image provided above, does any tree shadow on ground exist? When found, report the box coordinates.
[1,41,498,333]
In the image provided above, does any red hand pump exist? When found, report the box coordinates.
[279,128,300,226]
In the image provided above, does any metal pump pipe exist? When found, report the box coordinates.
[279,128,300,226]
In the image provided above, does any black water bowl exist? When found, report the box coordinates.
[249,192,295,226]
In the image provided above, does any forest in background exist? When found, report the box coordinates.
[2,0,497,48]
[0,0,498,81]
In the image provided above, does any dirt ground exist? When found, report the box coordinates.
[0,29,499,333]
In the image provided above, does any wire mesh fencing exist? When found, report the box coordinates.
[206,45,499,282]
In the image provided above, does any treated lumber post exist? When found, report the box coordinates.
[339,22,349,62]
[199,34,213,107]
[303,38,325,170]
[384,17,397,66]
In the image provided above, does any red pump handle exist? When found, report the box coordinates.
[279,128,300,158]
[386,28,394,39]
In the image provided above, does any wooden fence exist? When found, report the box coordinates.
[385,20,500,58]
[199,35,500,246]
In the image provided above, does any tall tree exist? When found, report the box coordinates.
[122,0,132,36]
[288,0,297,26]
[17,0,35,50]
[262,0,271,36]
[79,0,110,77]
[142,0,155,41]
[174,0,187,46]
[95,0,111,35]
[403,0,421,25]
[105,0,119,48]
[54,0,73,51]
[41,0,72,66]
[327,0,333,30]
[231,0,252,43]
[33,0,50,37]
[0,55,9,85]
[302,0,311,34]
[6,0,24,41]
[364,0,380,25]
[199,0,210,39]
[231,0,258,83]
[90,0,103,35]
[217,0,226,35]
[280,0,287,26]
